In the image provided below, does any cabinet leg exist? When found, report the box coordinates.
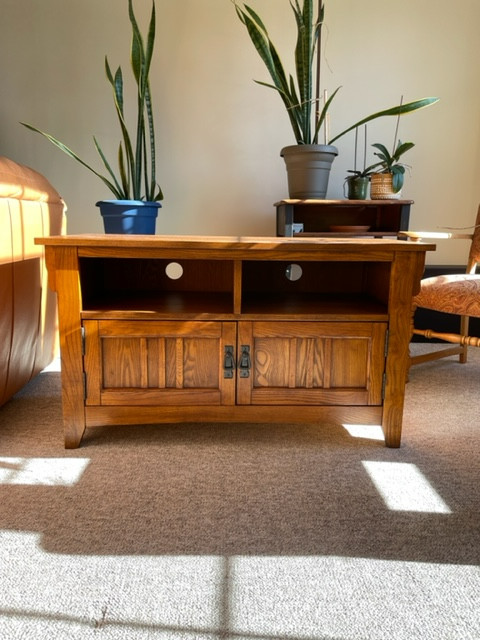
[382,413,402,448]
[64,421,86,449]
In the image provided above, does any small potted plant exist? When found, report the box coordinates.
[344,168,373,200]
[344,126,378,200]
[21,0,163,234]
[234,0,438,199]
[369,141,415,200]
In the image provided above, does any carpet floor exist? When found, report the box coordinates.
[0,344,479,639]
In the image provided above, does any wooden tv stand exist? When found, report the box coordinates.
[37,234,434,448]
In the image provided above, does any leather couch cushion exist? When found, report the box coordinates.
[0,156,66,406]
[0,156,63,203]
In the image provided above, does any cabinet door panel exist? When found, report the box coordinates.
[330,338,369,388]
[254,336,326,388]
[84,320,236,406]
[237,321,386,406]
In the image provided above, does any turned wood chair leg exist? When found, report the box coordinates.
[406,304,417,381]
[459,315,469,363]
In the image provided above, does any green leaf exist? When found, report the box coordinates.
[237,5,289,97]
[129,0,144,87]
[391,165,405,192]
[21,0,161,202]
[312,86,341,143]
[20,122,120,198]
[104,61,136,192]
[93,137,126,198]
[371,142,390,156]
[237,2,319,141]
[117,143,130,197]
[144,2,156,85]
[329,97,439,144]
[236,3,439,147]
[393,141,415,160]
[241,4,269,34]
[292,0,315,142]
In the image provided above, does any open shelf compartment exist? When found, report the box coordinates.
[241,260,390,318]
[79,257,235,315]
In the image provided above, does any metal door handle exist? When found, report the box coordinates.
[238,345,251,378]
[223,345,235,378]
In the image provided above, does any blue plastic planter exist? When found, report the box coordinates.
[96,200,161,234]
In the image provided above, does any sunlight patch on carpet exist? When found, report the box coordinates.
[343,424,385,441]
[362,461,452,513]
[0,458,90,486]
[1,531,478,639]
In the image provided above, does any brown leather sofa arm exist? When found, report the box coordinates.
[0,156,66,406]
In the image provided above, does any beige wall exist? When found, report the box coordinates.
[2,0,480,264]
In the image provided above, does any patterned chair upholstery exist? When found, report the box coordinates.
[400,204,480,367]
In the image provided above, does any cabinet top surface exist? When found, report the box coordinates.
[36,234,434,253]
[274,199,414,206]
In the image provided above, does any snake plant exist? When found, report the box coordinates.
[235,0,438,145]
[22,0,163,202]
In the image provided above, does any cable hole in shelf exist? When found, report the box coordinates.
[285,263,303,282]
[165,262,184,280]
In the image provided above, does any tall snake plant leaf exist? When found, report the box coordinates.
[236,2,439,146]
[312,86,340,143]
[129,0,146,198]
[236,4,303,141]
[128,0,157,200]
[143,6,159,200]
[93,137,126,197]
[237,0,319,144]
[292,0,315,143]
[237,6,290,97]
[236,0,326,144]
[117,143,130,197]
[21,0,162,202]
[329,97,439,144]
[144,83,162,201]
[105,59,136,190]
[141,6,159,201]
[20,122,122,198]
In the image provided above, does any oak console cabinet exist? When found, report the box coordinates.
[37,235,434,448]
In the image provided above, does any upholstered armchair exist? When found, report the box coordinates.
[400,204,480,367]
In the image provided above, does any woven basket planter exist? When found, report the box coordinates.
[370,173,402,200]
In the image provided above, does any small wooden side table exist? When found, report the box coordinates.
[276,199,413,237]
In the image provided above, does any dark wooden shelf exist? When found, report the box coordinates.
[276,199,413,238]
[241,293,388,320]
[82,292,234,316]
